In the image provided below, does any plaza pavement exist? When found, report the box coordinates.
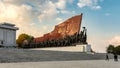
[0,48,120,68]
[0,48,115,63]
[0,60,120,68]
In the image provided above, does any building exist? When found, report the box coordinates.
[0,23,18,47]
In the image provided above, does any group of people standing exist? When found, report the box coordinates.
[106,54,118,61]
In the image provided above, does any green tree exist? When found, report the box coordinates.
[114,45,120,55]
[106,45,115,54]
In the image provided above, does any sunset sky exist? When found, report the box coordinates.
[0,0,120,52]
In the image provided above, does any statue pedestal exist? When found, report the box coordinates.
[76,44,91,52]
[31,44,92,53]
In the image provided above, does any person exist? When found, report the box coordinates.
[106,54,109,61]
[114,54,118,61]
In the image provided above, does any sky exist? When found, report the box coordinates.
[0,0,120,53]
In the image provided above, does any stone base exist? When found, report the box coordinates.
[31,44,92,52]
[76,44,91,52]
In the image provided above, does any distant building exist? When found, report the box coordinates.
[0,23,19,47]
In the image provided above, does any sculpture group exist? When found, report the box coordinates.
[22,13,88,48]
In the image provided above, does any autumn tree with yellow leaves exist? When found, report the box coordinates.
[16,33,34,48]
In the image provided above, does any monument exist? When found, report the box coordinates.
[0,23,19,47]
[34,13,83,42]
[24,13,91,52]
[76,27,91,52]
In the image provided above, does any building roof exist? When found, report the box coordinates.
[0,22,19,30]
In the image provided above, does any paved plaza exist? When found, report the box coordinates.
[0,60,120,68]
[0,48,119,68]
[0,48,116,63]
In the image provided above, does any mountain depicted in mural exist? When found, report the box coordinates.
[34,13,83,42]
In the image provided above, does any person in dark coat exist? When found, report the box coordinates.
[106,54,109,61]
[114,54,118,61]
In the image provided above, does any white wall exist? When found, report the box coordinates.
[0,28,16,46]
[31,44,92,52]
[6,30,16,46]
[0,29,4,45]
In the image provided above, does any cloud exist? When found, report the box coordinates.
[60,10,76,14]
[38,0,69,22]
[108,36,120,46]
[0,0,78,39]
[56,17,63,24]
[0,0,52,38]
[38,1,58,22]
[56,18,63,22]
[77,0,102,10]
[67,0,74,4]
[55,0,66,9]
[92,5,101,9]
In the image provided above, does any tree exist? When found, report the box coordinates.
[106,45,115,54]
[114,45,120,55]
[16,33,34,48]
[106,45,120,55]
